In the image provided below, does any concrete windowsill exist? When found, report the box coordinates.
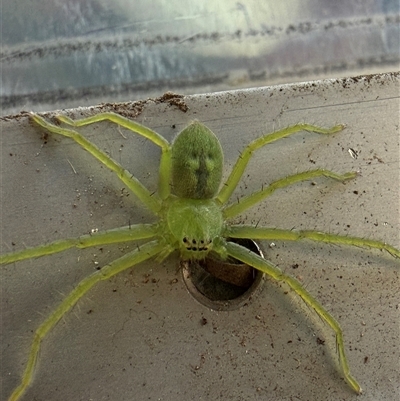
[1,72,399,400]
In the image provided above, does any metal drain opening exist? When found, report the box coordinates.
[182,239,264,311]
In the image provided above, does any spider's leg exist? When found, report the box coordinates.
[226,226,400,259]
[217,123,345,205]
[0,224,158,265]
[56,112,172,200]
[222,240,362,394]
[7,239,169,401]
[30,114,163,214]
[223,169,356,219]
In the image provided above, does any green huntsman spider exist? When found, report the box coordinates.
[1,112,399,400]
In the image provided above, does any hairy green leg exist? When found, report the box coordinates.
[0,224,157,265]
[30,114,164,214]
[55,113,173,201]
[8,240,167,401]
[225,226,400,258]
[217,123,345,205]
[222,240,362,394]
[223,169,356,219]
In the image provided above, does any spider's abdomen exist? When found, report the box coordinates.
[165,197,224,260]
[171,121,223,199]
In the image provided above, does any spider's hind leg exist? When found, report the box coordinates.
[56,112,173,200]
[217,123,345,205]
[223,168,356,219]
[30,113,163,214]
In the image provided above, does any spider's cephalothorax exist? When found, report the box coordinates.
[2,111,399,400]
[163,197,224,260]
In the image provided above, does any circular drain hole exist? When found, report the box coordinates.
[182,239,264,311]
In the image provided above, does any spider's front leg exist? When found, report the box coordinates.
[226,225,400,259]
[0,224,158,265]
[7,240,168,401]
[222,240,363,394]
[222,226,399,393]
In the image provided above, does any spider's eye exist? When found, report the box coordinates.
[181,237,210,252]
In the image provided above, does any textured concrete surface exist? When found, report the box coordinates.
[1,73,399,400]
